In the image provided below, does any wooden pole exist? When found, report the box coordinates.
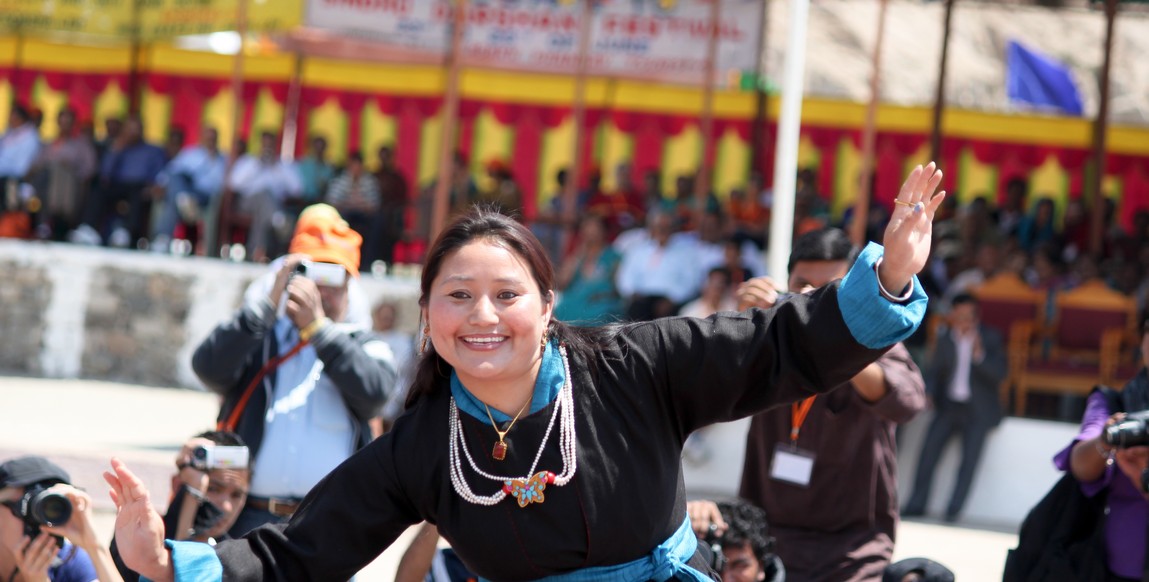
[431,0,467,242]
[928,0,955,163]
[127,0,143,114]
[1088,0,1118,257]
[11,33,24,105]
[693,0,722,224]
[750,1,769,180]
[229,0,249,156]
[280,53,305,159]
[560,0,594,238]
[850,0,889,246]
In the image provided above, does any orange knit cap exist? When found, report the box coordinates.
[288,204,362,276]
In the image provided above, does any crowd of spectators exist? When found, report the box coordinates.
[4,104,1148,367]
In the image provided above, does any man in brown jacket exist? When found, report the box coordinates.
[733,227,926,581]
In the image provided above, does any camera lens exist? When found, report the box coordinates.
[28,490,71,527]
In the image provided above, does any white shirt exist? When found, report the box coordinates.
[160,145,227,196]
[615,236,700,304]
[228,155,302,201]
[249,319,357,498]
[0,123,41,178]
[947,330,976,403]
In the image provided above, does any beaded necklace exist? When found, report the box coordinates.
[448,344,578,507]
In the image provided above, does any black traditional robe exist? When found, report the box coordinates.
[212,283,890,581]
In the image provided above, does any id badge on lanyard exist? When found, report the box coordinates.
[770,396,817,487]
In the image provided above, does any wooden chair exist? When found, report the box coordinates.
[1013,279,1137,415]
[968,272,1046,412]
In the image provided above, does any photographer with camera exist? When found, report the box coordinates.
[687,499,785,582]
[110,432,249,582]
[0,456,123,582]
[1052,313,1149,580]
[191,203,396,537]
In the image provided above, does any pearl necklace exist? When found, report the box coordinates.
[448,345,579,507]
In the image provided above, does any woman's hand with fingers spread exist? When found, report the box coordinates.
[880,162,946,293]
[104,458,174,582]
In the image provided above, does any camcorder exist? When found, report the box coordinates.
[1103,411,1149,449]
[190,445,250,471]
[8,483,72,548]
[292,260,347,287]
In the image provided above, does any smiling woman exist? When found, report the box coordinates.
[107,165,946,582]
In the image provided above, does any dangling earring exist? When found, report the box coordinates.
[420,326,430,354]
[540,331,549,350]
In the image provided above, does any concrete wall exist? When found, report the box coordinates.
[681,412,1080,531]
[0,240,421,389]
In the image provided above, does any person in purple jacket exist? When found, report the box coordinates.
[1055,312,1149,581]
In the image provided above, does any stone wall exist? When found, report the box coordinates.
[0,259,50,375]
[0,240,421,389]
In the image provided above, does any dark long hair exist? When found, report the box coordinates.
[404,208,618,409]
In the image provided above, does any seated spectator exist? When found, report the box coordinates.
[0,455,123,582]
[374,145,410,266]
[0,103,42,237]
[727,183,768,250]
[942,242,1001,306]
[680,267,737,319]
[110,432,249,581]
[162,127,185,162]
[293,135,334,208]
[615,209,700,320]
[326,151,381,263]
[71,116,165,248]
[226,131,302,262]
[586,162,646,237]
[476,159,521,219]
[149,126,226,254]
[687,499,785,582]
[529,169,568,266]
[1017,198,1057,253]
[554,213,624,326]
[372,301,416,433]
[26,106,96,241]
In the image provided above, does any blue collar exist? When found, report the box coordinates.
[450,340,565,423]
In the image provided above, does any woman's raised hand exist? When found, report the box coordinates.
[103,458,175,582]
[879,163,946,293]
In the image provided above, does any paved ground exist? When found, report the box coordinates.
[0,377,1017,580]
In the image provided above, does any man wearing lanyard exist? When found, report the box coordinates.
[732,227,926,581]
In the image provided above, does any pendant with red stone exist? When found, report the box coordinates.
[492,440,508,461]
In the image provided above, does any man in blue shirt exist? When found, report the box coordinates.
[0,104,42,216]
[71,116,166,248]
[150,126,227,253]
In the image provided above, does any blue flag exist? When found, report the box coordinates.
[1006,40,1084,116]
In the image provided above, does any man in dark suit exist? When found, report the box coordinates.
[903,292,1008,522]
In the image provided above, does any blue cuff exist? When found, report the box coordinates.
[141,540,223,582]
[837,242,927,349]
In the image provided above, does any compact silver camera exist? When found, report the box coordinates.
[189,445,250,471]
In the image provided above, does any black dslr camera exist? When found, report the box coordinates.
[1103,410,1149,449]
[703,523,727,574]
[7,483,72,547]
